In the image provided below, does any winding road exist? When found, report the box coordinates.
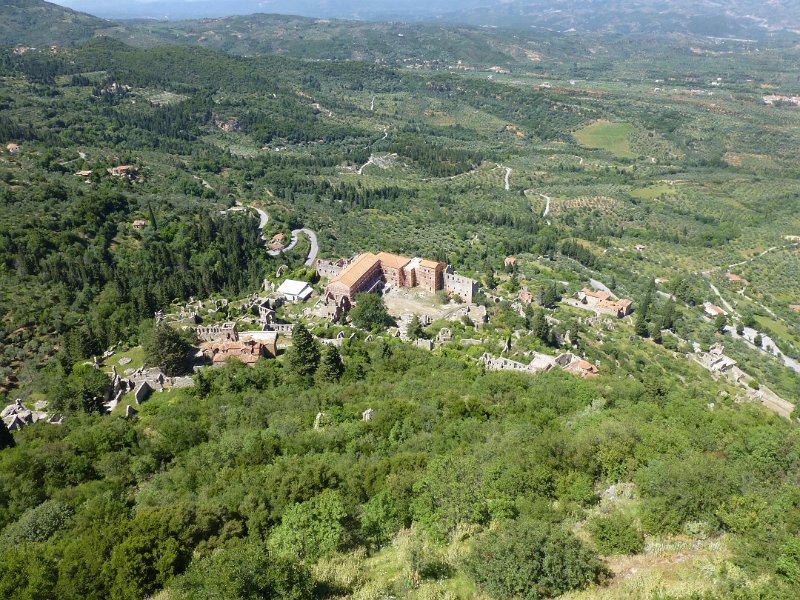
[250,206,319,267]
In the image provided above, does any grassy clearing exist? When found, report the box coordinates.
[628,185,677,201]
[574,121,636,158]
[104,346,145,372]
[562,534,735,600]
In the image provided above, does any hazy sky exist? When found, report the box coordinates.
[48,0,479,21]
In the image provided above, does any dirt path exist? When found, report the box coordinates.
[357,157,375,175]
[541,194,551,217]
[708,282,735,314]
[702,242,799,275]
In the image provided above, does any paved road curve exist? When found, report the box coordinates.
[250,206,318,266]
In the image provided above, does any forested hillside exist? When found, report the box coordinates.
[1,13,800,600]
[0,0,112,47]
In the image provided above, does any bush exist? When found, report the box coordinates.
[269,490,348,562]
[587,512,644,555]
[349,292,390,332]
[0,500,73,544]
[463,519,609,600]
[776,536,800,583]
[171,540,313,599]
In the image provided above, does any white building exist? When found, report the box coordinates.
[276,279,313,302]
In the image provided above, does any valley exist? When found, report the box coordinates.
[1,2,800,599]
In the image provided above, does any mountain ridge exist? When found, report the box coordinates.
[0,0,113,47]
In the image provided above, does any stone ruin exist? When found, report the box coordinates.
[2,399,61,430]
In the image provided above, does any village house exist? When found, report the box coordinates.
[578,288,612,305]
[504,256,517,268]
[132,219,147,231]
[578,288,633,318]
[75,170,93,177]
[763,95,800,106]
[596,298,633,318]
[564,359,600,378]
[518,289,534,304]
[219,206,247,217]
[269,233,286,251]
[6,143,20,154]
[704,303,727,318]
[726,273,744,283]
[109,165,136,178]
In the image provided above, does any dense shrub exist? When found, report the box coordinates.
[587,511,645,555]
[463,519,609,600]
[0,499,73,544]
[172,541,314,599]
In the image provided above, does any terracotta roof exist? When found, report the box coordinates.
[705,304,726,316]
[7,143,19,150]
[596,300,619,310]
[330,252,380,288]
[418,258,443,270]
[567,360,599,376]
[75,170,93,176]
[616,299,633,308]
[518,290,534,302]
[582,288,611,301]
[271,233,285,241]
[726,273,743,282]
[790,305,800,312]
[377,252,410,270]
[504,256,517,264]
[202,339,267,365]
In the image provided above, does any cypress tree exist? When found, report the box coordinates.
[317,345,344,383]
[288,324,320,377]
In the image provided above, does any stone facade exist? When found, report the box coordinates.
[316,258,350,279]
[325,252,448,306]
[444,267,478,303]
[195,322,238,343]
[578,288,632,318]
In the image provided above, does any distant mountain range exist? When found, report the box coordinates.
[48,0,800,39]
[4,0,800,49]
[434,1,800,39]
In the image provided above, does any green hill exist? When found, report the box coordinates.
[0,0,112,47]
